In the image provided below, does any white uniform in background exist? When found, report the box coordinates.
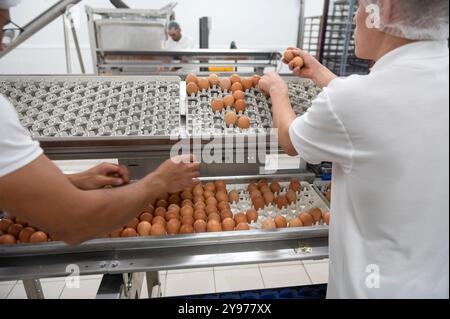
[164,35,194,51]
[289,40,449,298]
[0,95,43,177]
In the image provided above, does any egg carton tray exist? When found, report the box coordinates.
[0,76,182,138]
[225,181,329,229]
[185,78,321,135]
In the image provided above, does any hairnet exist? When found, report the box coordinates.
[168,21,181,31]
[360,0,449,40]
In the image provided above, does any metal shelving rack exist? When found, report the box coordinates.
[302,16,322,58]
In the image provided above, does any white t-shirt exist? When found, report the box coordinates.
[0,95,43,177]
[289,41,449,299]
[165,35,194,51]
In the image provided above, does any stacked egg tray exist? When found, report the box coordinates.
[0,76,181,138]
[186,79,321,135]
[227,181,329,229]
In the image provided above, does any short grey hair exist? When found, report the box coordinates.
[168,21,181,31]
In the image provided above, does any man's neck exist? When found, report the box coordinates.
[373,35,417,62]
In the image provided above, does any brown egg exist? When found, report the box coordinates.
[151,223,166,236]
[206,197,218,207]
[219,78,232,91]
[248,183,259,193]
[186,73,198,84]
[223,95,235,107]
[19,227,36,243]
[205,205,219,215]
[263,192,275,205]
[193,185,204,196]
[289,180,302,192]
[257,179,269,189]
[260,185,271,194]
[165,211,180,222]
[14,219,28,227]
[289,217,303,228]
[229,190,240,203]
[208,213,221,223]
[236,223,250,231]
[274,216,288,228]
[323,211,331,225]
[30,231,49,243]
[203,190,215,199]
[241,78,254,91]
[0,219,13,232]
[246,209,259,223]
[168,204,181,214]
[299,212,314,227]
[182,216,195,226]
[167,219,181,235]
[211,99,225,113]
[209,74,220,87]
[234,213,247,225]
[262,219,277,230]
[237,116,250,129]
[250,189,262,199]
[126,218,140,229]
[180,191,192,201]
[168,194,181,205]
[216,191,229,203]
[253,197,266,211]
[0,234,16,245]
[230,74,241,84]
[7,224,23,238]
[252,75,261,86]
[195,201,206,211]
[286,190,297,204]
[152,216,167,227]
[293,56,304,69]
[121,227,138,237]
[225,111,238,126]
[156,199,168,209]
[205,182,216,193]
[231,82,244,93]
[284,50,295,62]
[270,182,282,193]
[187,82,199,95]
[194,219,207,233]
[143,205,155,215]
[215,179,226,189]
[220,210,234,220]
[194,210,207,221]
[309,207,323,223]
[110,228,123,238]
[234,100,247,113]
[218,201,231,212]
[233,90,245,101]
[275,196,289,209]
[137,221,152,236]
[198,78,210,91]
[181,199,194,208]
[155,207,167,218]
[181,206,194,217]
[222,218,236,231]
[207,220,222,232]
[180,224,194,234]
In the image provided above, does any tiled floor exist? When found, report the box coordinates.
[1,260,329,299]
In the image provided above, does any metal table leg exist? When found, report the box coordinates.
[146,271,161,298]
[23,279,45,299]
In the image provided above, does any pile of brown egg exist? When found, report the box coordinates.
[0,217,53,245]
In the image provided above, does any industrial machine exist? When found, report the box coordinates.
[0,74,329,299]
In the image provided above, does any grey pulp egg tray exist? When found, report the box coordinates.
[0,76,181,138]
[186,78,321,135]
[225,181,329,229]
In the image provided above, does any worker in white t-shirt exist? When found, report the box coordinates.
[260,0,449,298]
[165,21,194,51]
[0,96,200,245]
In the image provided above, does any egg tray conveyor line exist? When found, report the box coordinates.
[186,78,321,135]
[0,175,329,289]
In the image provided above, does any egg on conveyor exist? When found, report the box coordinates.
[224,111,238,126]
[186,82,199,96]
[235,223,250,231]
[194,219,207,233]
[198,78,211,91]
[222,218,235,231]
[211,99,224,112]
[137,221,152,236]
[219,78,232,91]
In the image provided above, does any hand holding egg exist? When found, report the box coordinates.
[258,72,289,97]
